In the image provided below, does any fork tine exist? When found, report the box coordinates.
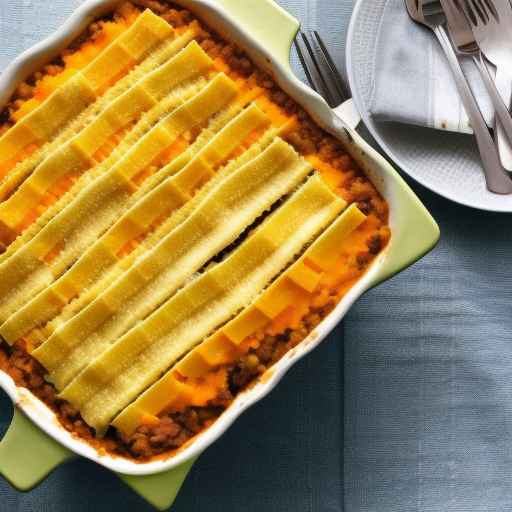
[298,31,337,106]
[294,38,318,93]
[295,35,333,103]
[477,0,494,20]
[483,0,499,20]
[312,31,350,101]
[478,0,492,20]
[470,0,489,22]
[462,0,479,25]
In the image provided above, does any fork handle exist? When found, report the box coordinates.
[472,53,512,151]
[333,99,361,130]
[494,67,512,171]
[433,25,512,194]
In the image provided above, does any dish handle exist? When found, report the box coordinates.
[118,457,197,511]
[214,0,300,71]
[0,407,72,490]
[0,406,197,509]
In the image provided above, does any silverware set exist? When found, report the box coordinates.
[296,1,512,195]
[406,0,512,194]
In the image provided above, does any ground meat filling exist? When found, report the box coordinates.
[0,0,390,461]
[115,299,335,459]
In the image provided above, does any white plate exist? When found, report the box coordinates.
[346,0,512,212]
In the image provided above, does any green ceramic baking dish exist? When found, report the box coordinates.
[0,0,439,508]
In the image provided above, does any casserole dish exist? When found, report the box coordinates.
[0,0,439,508]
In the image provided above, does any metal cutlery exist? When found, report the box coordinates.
[405,0,512,194]
[458,0,512,80]
[294,31,361,130]
[441,0,512,154]
[456,0,512,170]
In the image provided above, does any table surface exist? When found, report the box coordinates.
[2,1,512,511]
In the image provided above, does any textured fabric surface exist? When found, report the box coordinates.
[345,185,512,512]
[1,2,511,512]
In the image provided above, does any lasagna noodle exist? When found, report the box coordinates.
[0,73,238,323]
[0,77,207,266]
[0,103,270,343]
[0,24,199,203]
[81,10,173,93]
[113,204,366,436]
[101,103,270,255]
[27,126,280,348]
[0,41,213,233]
[33,137,313,389]
[0,10,172,170]
[58,174,345,433]
[127,100,253,198]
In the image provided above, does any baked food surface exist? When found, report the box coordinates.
[0,1,390,460]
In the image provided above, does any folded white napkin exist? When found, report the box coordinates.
[368,0,494,134]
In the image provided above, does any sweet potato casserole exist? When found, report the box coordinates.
[0,1,390,460]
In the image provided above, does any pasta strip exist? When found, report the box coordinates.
[113,205,366,435]
[0,10,172,172]
[0,103,269,343]
[0,74,238,322]
[59,174,345,433]
[82,10,173,93]
[34,137,312,389]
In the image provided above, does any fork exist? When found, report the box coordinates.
[455,0,512,170]
[294,31,360,130]
[405,0,512,193]
[441,0,512,152]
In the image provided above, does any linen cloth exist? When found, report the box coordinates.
[368,0,493,134]
[1,2,512,512]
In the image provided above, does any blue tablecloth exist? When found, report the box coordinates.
[2,1,512,511]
